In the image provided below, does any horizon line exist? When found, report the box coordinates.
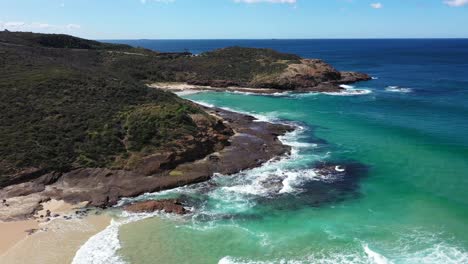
[99,37,468,41]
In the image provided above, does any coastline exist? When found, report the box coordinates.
[148,81,374,97]
[148,82,284,95]
[0,213,111,264]
[0,100,294,261]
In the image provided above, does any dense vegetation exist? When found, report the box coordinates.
[0,31,208,186]
[0,31,306,186]
[105,46,301,85]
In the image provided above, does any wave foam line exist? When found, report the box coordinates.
[71,212,167,264]
[364,245,392,264]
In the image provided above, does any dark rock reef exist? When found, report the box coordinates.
[124,199,187,215]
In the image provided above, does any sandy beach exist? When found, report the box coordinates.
[148,82,282,94]
[0,200,111,264]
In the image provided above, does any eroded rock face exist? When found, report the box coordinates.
[132,111,233,176]
[266,59,371,91]
[124,199,187,215]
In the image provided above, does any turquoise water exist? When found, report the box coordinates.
[111,91,468,264]
[73,40,468,264]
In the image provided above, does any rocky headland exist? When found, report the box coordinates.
[0,106,293,220]
[150,57,371,94]
[0,31,370,221]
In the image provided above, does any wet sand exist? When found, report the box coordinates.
[0,213,111,264]
[0,219,38,254]
[0,199,110,264]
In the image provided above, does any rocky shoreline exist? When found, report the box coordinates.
[149,58,372,95]
[149,74,371,95]
[0,106,293,221]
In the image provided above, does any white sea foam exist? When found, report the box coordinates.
[289,87,372,97]
[385,86,413,93]
[203,122,331,198]
[317,84,373,96]
[372,77,379,80]
[72,211,174,264]
[218,248,386,264]
[364,245,392,264]
[217,229,468,264]
[72,219,126,264]
[279,169,317,193]
[339,84,355,89]
[193,100,216,108]
[228,90,291,97]
[324,86,373,96]
[174,90,204,96]
[403,243,468,264]
[391,229,468,264]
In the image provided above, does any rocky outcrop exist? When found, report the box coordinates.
[251,59,370,92]
[178,59,371,94]
[339,71,372,84]
[0,194,47,221]
[124,199,187,215]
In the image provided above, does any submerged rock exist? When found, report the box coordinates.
[124,199,187,215]
[314,164,347,178]
[259,175,284,194]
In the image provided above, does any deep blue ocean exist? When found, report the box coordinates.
[76,39,468,264]
[107,39,468,148]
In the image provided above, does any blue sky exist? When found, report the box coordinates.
[1,0,467,39]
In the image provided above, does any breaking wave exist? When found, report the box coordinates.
[385,86,413,93]
[218,244,390,264]
[71,211,187,264]
[218,240,468,264]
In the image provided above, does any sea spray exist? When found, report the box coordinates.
[363,245,392,264]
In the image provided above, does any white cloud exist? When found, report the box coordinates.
[370,2,383,9]
[444,0,468,6]
[0,21,81,33]
[234,0,296,3]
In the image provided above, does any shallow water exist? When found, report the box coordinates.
[75,39,468,264]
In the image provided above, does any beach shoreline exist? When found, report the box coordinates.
[0,213,111,264]
[148,82,284,94]
[0,199,111,263]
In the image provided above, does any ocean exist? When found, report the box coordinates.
[74,39,468,264]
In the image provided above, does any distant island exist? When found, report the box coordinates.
[0,31,370,221]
